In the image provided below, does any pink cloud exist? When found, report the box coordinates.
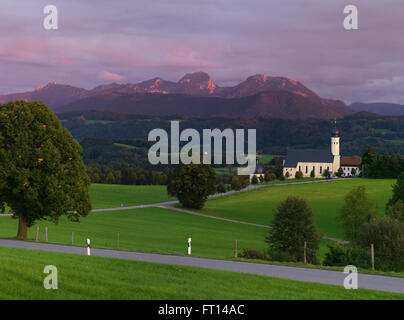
[99,71,125,82]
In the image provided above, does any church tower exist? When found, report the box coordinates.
[331,119,340,173]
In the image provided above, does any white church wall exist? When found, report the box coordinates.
[283,162,334,178]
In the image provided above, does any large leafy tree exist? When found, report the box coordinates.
[265,196,320,264]
[361,145,377,178]
[167,161,216,209]
[0,101,92,239]
[387,172,404,208]
[338,186,377,241]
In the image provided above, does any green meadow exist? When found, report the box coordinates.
[89,184,173,209]
[198,179,394,239]
[1,246,402,300]
[0,179,395,261]
[257,154,280,163]
[0,207,267,259]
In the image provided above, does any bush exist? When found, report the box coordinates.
[239,248,267,260]
[251,175,259,184]
[264,172,276,182]
[324,218,404,271]
[310,169,315,178]
[265,196,320,264]
[217,183,227,193]
[295,171,303,179]
[387,199,404,222]
[323,244,371,269]
[354,217,404,271]
[241,176,250,188]
[230,175,242,191]
[322,168,331,178]
[336,167,343,178]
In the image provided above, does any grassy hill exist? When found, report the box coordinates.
[0,207,267,259]
[89,184,173,209]
[0,179,395,264]
[197,179,394,239]
[1,246,402,300]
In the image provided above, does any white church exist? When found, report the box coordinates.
[283,121,361,178]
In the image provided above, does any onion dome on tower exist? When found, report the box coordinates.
[332,119,340,137]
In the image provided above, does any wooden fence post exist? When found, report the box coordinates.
[234,240,238,258]
[304,241,307,264]
[371,243,375,271]
[45,227,48,242]
[35,227,39,241]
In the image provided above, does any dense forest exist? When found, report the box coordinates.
[60,110,404,158]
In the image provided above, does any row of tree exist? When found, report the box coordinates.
[261,173,404,271]
[362,145,404,178]
[324,173,404,271]
[87,165,169,185]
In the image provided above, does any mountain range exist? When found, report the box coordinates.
[349,102,404,116]
[0,72,400,119]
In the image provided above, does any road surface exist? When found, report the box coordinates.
[0,239,403,294]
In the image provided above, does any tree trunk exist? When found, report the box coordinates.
[17,214,28,239]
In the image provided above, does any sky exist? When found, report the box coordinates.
[0,0,403,104]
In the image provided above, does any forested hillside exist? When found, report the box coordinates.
[59,111,404,157]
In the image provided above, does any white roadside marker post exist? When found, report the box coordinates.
[188,237,192,255]
[87,238,91,256]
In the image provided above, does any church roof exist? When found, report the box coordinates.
[284,149,334,167]
[341,156,361,166]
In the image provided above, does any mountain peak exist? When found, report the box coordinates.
[178,71,216,94]
[179,71,212,83]
[45,81,58,87]
[246,74,270,82]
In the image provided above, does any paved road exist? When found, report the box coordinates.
[158,205,270,228]
[0,239,403,294]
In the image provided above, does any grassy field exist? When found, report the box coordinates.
[0,207,268,259]
[1,179,394,261]
[213,154,279,175]
[89,184,173,209]
[1,246,402,300]
[257,154,280,163]
[197,178,394,239]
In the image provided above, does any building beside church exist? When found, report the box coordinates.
[340,156,361,177]
[249,160,265,181]
[283,121,347,178]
